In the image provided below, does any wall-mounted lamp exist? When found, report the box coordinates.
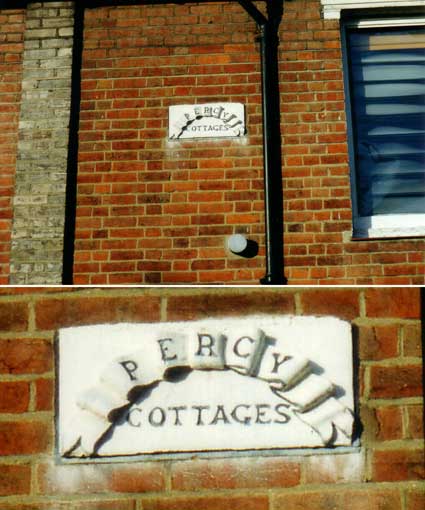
[227,234,258,258]
[227,234,248,254]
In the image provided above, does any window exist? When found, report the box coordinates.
[343,17,425,238]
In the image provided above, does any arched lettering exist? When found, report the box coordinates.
[233,336,255,359]
[158,338,177,362]
[196,333,216,357]
[119,360,138,381]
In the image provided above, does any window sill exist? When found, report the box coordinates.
[352,218,425,240]
[351,233,425,241]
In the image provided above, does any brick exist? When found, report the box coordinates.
[370,365,423,399]
[171,457,300,490]
[272,489,402,510]
[0,301,29,331]
[0,419,52,455]
[36,377,54,411]
[0,8,24,285]
[0,380,30,413]
[0,502,136,510]
[406,404,424,440]
[38,462,166,495]
[166,291,295,320]
[365,288,421,319]
[142,495,269,510]
[406,490,425,510]
[372,448,425,481]
[403,323,422,357]
[300,289,359,320]
[35,295,161,329]
[358,325,399,360]
[0,464,31,496]
[9,3,74,285]
[375,406,403,440]
[3,2,425,285]
[109,464,166,493]
[0,338,53,374]
[304,452,364,484]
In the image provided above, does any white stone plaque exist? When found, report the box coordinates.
[168,103,246,139]
[57,316,355,461]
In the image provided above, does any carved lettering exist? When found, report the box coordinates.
[124,403,292,429]
[158,338,178,362]
[127,407,142,427]
[119,360,138,381]
[196,333,216,357]
[233,336,255,358]
[272,353,292,374]
[63,316,354,459]
[230,404,251,425]
[210,405,231,425]
[148,407,166,427]
[274,404,291,424]
[255,404,272,424]
[193,405,210,426]
[168,405,187,425]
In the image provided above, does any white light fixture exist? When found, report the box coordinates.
[227,234,248,254]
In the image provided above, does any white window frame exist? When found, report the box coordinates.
[341,15,425,239]
[321,0,425,20]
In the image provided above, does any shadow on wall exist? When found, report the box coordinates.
[350,324,363,444]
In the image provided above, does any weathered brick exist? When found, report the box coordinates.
[0,419,52,455]
[9,2,75,284]
[142,495,269,510]
[35,377,54,411]
[304,452,364,484]
[406,404,424,440]
[372,449,425,482]
[0,464,31,496]
[0,301,29,331]
[370,365,423,399]
[375,406,403,441]
[0,8,24,285]
[300,289,359,320]
[406,489,425,510]
[358,325,399,360]
[0,338,53,374]
[273,489,402,510]
[166,291,295,320]
[365,288,421,319]
[0,502,136,510]
[35,295,161,329]
[403,323,422,357]
[38,462,166,495]
[171,457,300,490]
[0,380,30,413]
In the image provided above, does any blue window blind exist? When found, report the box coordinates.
[346,26,425,217]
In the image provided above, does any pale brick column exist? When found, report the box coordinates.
[9,1,75,284]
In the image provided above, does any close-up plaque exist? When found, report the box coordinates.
[57,315,354,461]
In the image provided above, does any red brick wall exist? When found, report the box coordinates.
[73,0,425,285]
[263,0,423,285]
[0,9,25,284]
[0,287,423,508]
[75,1,263,285]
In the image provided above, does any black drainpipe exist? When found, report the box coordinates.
[238,0,287,284]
